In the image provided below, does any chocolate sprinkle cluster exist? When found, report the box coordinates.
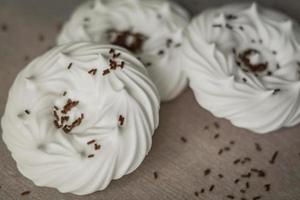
[53,99,84,134]
[86,139,101,159]
[107,29,148,53]
[102,48,125,76]
[238,49,268,73]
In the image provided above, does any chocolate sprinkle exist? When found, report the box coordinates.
[87,140,96,145]
[214,122,220,129]
[209,185,215,192]
[102,69,110,76]
[1,23,8,32]
[21,191,31,196]
[239,49,268,72]
[166,39,173,48]
[224,147,231,151]
[38,34,45,42]
[200,188,205,193]
[250,168,266,177]
[233,159,241,165]
[180,137,187,143]
[214,134,220,139]
[109,48,115,54]
[255,143,262,152]
[24,56,30,62]
[25,110,30,115]
[227,195,235,199]
[246,182,250,188]
[218,149,223,155]
[273,89,281,95]
[226,24,233,30]
[67,63,73,70]
[241,172,251,178]
[267,71,272,76]
[269,151,279,164]
[212,24,222,28]
[218,174,224,178]
[108,30,147,53]
[194,191,199,197]
[158,50,164,55]
[154,171,158,179]
[264,184,271,192]
[62,99,79,114]
[88,154,94,158]
[226,14,238,20]
[234,179,240,184]
[88,68,97,75]
[204,168,211,176]
[118,115,125,126]
[94,144,101,150]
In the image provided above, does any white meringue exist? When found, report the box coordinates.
[57,0,190,101]
[183,3,300,133]
[1,43,160,195]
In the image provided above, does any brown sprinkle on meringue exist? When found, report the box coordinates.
[118,115,125,126]
[67,63,73,70]
[87,140,96,145]
[88,68,97,75]
[95,144,101,150]
[102,69,110,76]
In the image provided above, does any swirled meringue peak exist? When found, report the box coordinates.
[1,43,160,195]
[57,0,190,101]
[183,3,300,134]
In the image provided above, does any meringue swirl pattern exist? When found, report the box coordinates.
[1,43,160,195]
[183,3,300,133]
[57,0,190,101]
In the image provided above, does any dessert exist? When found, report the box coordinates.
[183,3,300,133]
[1,43,160,195]
[57,0,190,101]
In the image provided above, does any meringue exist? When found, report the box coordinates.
[57,0,190,101]
[183,3,300,133]
[1,43,160,195]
